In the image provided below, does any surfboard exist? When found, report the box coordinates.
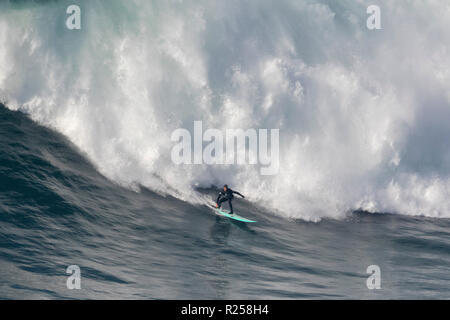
[210,205,256,223]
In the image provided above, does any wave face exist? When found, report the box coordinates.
[2,103,450,300]
[1,0,450,220]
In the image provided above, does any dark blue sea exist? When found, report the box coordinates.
[1,1,450,299]
[1,105,450,299]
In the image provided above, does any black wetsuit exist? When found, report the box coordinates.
[216,188,244,214]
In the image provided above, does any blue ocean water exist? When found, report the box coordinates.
[1,104,450,299]
[1,0,450,299]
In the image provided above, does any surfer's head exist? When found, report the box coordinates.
[223,184,228,191]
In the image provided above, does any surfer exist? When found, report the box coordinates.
[215,185,245,214]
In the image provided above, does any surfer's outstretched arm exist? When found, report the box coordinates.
[232,190,245,198]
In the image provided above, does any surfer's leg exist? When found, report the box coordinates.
[217,197,227,208]
[228,199,233,214]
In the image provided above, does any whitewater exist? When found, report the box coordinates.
[1,0,450,301]
[1,0,450,221]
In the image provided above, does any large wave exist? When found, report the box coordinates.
[1,0,450,221]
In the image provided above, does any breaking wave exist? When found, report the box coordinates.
[1,0,450,220]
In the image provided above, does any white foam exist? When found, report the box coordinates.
[1,0,450,220]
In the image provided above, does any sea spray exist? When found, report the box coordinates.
[1,1,450,220]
